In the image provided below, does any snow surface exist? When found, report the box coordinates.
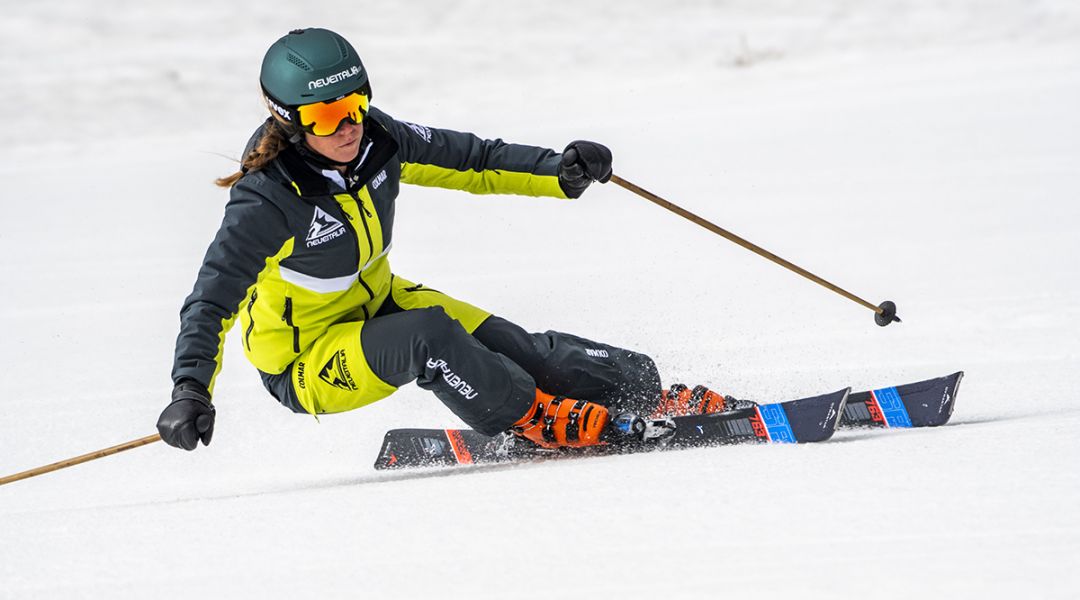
[2,1,1079,598]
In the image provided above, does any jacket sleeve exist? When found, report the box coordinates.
[370,107,568,199]
[171,178,293,394]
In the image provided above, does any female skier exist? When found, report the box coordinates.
[157,28,726,452]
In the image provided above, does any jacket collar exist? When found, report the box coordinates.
[277,118,399,198]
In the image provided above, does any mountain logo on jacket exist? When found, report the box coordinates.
[306,207,347,248]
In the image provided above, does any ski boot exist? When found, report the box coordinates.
[510,390,610,449]
[652,383,756,418]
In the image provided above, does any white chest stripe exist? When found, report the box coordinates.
[279,266,358,293]
[360,242,392,273]
[279,242,393,293]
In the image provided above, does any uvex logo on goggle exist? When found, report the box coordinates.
[266,96,292,121]
[308,66,361,90]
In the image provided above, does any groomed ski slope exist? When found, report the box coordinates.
[1,2,1078,598]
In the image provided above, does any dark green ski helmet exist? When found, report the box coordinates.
[260,28,371,134]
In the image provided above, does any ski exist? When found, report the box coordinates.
[839,371,963,429]
[373,372,963,470]
[374,387,850,470]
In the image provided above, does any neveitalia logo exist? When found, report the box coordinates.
[306,206,346,248]
[308,66,361,90]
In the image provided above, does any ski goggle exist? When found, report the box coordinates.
[265,86,370,137]
[296,91,370,136]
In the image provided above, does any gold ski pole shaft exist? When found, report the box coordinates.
[609,174,900,326]
[0,434,162,487]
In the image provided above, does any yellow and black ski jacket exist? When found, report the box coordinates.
[172,107,568,393]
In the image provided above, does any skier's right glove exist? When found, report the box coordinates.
[157,380,216,451]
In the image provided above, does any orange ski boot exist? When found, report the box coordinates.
[511,390,610,448]
[652,384,731,418]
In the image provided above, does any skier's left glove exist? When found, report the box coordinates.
[558,140,612,199]
[157,380,216,451]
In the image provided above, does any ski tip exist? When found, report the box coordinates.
[815,387,849,443]
[780,387,850,443]
[925,371,964,427]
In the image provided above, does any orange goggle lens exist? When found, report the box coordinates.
[296,92,370,136]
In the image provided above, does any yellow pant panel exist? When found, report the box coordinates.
[389,275,491,333]
[287,274,490,415]
[291,321,397,414]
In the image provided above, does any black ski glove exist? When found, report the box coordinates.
[558,140,613,199]
[157,380,216,451]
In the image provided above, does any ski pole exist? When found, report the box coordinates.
[609,174,900,326]
[0,434,161,487]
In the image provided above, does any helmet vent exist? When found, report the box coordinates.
[286,53,311,71]
[335,36,350,58]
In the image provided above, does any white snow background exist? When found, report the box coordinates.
[2,1,1078,598]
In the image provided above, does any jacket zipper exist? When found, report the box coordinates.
[351,192,376,259]
[339,195,378,310]
[403,283,442,294]
[357,196,373,219]
[244,289,258,350]
[283,296,300,353]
